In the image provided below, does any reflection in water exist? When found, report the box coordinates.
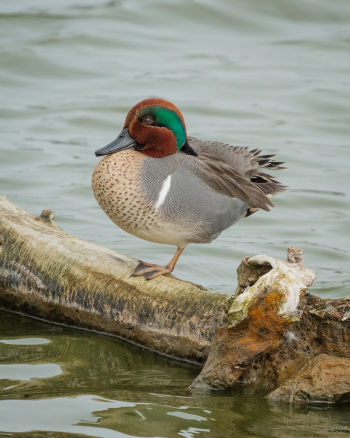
[0,311,349,438]
[0,338,50,345]
[0,395,139,438]
[0,363,62,381]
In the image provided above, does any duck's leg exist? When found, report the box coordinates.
[132,247,184,280]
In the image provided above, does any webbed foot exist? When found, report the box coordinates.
[130,247,185,281]
[131,261,172,280]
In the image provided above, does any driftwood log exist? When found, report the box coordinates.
[0,196,349,403]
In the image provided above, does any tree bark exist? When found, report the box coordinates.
[0,196,349,403]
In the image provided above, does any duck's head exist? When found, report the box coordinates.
[95,98,197,158]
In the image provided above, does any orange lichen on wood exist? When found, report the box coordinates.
[192,290,291,389]
[192,252,318,390]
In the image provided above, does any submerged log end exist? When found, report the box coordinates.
[191,248,350,403]
[267,354,350,403]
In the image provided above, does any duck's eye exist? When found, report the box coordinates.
[141,115,155,125]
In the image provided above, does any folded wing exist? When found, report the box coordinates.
[187,137,287,211]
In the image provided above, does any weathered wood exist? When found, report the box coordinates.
[0,196,228,364]
[1,196,349,403]
[191,252,350,403]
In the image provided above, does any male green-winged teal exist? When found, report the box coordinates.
[92,98,286,280]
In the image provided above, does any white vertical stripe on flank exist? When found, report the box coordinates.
[155,174,172,210]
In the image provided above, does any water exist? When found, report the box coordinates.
[0,0,349,436]
[0,311,349,438]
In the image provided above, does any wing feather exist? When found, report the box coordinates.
[186,137,287,210]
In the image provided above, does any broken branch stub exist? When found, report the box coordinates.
[191,250,350,403]
[191,250,316,389]
[229,249,316,327]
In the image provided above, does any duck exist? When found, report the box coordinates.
[92,98,286,280]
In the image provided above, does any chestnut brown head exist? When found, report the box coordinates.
[95,98,197,158]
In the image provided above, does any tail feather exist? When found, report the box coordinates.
[246,151,287,215]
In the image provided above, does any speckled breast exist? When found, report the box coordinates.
[92,150,159,239]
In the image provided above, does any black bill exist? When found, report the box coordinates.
[95,128,137,157]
